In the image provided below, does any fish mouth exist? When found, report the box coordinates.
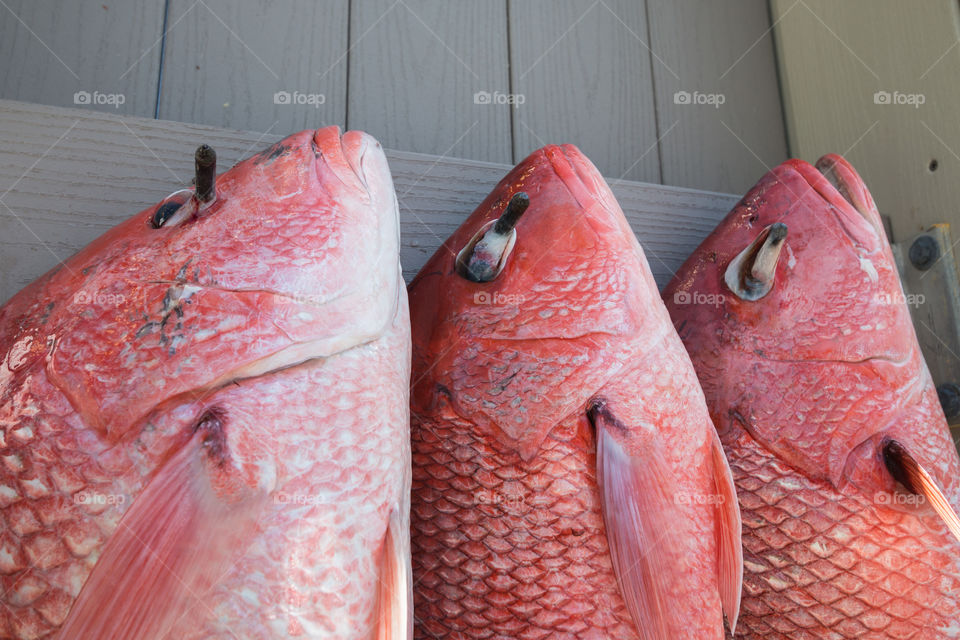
[814,154,884,237]
[784,154,883,246]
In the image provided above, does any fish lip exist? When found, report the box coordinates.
[782,157,882,246]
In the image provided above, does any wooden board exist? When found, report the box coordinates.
[347,0,512,164]
[508,0,661,183]
[0,1,789,196]
[158,0,349,134]
[0,99,738,305]
[771,0,960,240]
[0,0,164,117]
[647,0,788,194]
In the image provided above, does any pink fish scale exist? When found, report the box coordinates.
[731,439,960,640]
[412,416,638,640]
[0,379,130,640]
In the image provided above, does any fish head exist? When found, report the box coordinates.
[409,144,664,459]
[3,126,400,438]
[664,154,960,513]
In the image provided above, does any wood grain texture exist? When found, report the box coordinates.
[0,0,164,117]
[0,99,737,304]
[158,0,349,134]
[347,0,512,164]
[647,0,788,194]
[771,0,960,240]
[509,0,660,183]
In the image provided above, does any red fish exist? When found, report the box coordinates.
[408,144,742,639]
[0,127,412,639]
[664,154,960,639]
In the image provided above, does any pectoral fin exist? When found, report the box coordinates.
[710,428,743,634]
[57,419,264,640]
[376,506,413,640]
[595,420,681,640]
[593,403,741,639]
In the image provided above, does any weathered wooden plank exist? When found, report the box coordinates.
[347,0,512,164]
[0,0,164,117]
[771,0,960,240]
[158,0,349,133]
[508,0,660,183]
[0,100,737,304]
[647,0,788,194]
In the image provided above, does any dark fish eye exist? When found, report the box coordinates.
[150,189,194,229]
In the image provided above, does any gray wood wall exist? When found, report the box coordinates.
[0,0,787,194]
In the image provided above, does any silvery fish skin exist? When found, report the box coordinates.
[0,127,411,639]
[664,154,960,639]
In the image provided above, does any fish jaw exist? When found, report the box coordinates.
[2,126,402,441]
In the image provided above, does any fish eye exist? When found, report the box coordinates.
[455,192,530,282]
[150,189,194,228]
[724,223,787,300]
[150,145,218,229]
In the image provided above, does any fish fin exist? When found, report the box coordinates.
[57,428,263,640]
[710,428,743,635]
[884,438,960,543]
[377,505,413,640]
[596,423,683,640]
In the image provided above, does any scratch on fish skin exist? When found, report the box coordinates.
[38,302,54,325]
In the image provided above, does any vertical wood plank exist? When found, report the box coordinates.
[647,0,788,194]
[0,0,164,117]
[346,0,512,164]
[158,0,348,133]
[509,0,660,182]
[771,0,960,240]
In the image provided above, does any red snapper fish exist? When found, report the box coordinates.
[664,154,960,639]
[408,144,742,639]
[0,127,412,639]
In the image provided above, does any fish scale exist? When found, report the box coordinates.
[409,143,742,639]
[0,126,411,639]
[412,415,638,640]
[664,153,960,639]
[731,432,960,639]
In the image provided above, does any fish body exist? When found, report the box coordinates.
[0,127,411,639]
[408,144,741,639]
[664,154,960,639]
